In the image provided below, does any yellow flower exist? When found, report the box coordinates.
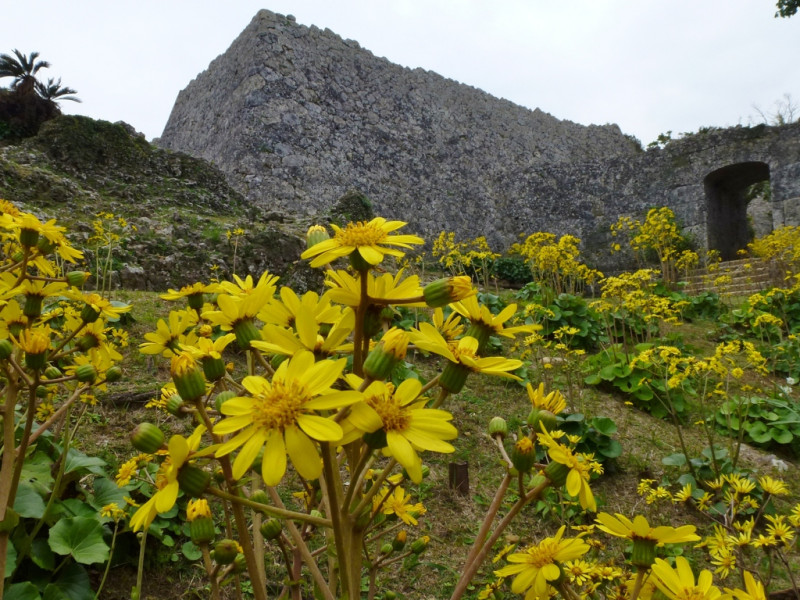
[343,376,457,482]
[494,525,590,599]
[725,572,766,600]
[758,475,789,496]
[450,295,535,341]
[187,498,212,521]
[651,557,723,600]
[253,306,354,358]
[139,309,199,356]
[538,429,597,511]
[324,268,427,308]
[373,486,426,525]
[595,513,700,545]
[129,426,205,532]
[300,218,424,268]
[527,382,566,414]
[17,327,51,355]
[213,351,362,485]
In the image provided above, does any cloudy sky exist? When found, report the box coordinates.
[2,1,798,145]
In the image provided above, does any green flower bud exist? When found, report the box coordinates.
[511,437,536,474]
[363,328,409,380]
[544,461,570,488]
[66,271,89,287]
[189,517,215,545]
[23,295,44,319]
[440,362,470,394]
[130,423,165,454]
[233,319,261,350]
[380,542,393,555]
[80,303,101,323]
[260,518,282,541]
[250,490,269,506]
[166,394,186,417]
[305,225,330,249]
[392,530,407,552]
[213,539,239,565]
[177,465,211,498]
[488,417,508,439]
[19,227,39,248]
[0,339,14,360]
[202,356,226,382]
[75,364,97,383]
[214,390,237,413]
[410,536,430,554]
[527,408,557,433]
[171,353,206,402]
[77,334,99,351]
[44,366,63,379]
[105,365,123,383]
[423,276,475,308]
[37,236,55,254]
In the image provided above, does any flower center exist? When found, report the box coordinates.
[367,390,410,432]
[252,379,309,431]
[676,587,707,600]
[525,539,560,569]
[335,221,387,247]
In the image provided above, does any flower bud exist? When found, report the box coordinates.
[37,236,55,254]
[80,303,101,324]
[44,366,62,379]
[202,356,226,382]
[410,536,430,554]
[0,339,13,360]
[363,328,409,380]
[392,530,407,552]
[233,319,261,350]
[306,225,330,249]
[178,465,211,498]
[380,542,394,555]
[488,417,508,439]
[166,394,186,417]
[250,490,269,506]
[511,437,536,474]
[544,461,570,488]
[66,271,89,288]
[188,499,215,544]
[171,352,206,402]
[23,295,44,319]
[440,362,470,394]
[19,227,39,248]
[260,518,282,541]
[213,539,239,565]
[131,423,165,454]
[75,364,97,383]
[423,276,475,308]
[214,390,237,413]
[527,408,558,433]
[105,365,123,383]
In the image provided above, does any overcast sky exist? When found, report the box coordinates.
[2,1,798,145]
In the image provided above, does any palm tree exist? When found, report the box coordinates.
[34,77,81,103]
[0,49,50,96]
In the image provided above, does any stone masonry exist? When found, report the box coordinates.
[158,9,800,269]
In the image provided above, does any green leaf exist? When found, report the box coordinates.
[5,540,17,578]
[14,483,46,519]
[30,537,56,571]
[746,421,772,443]
[599,439,622,459]
[4,582,41,600]
[181,541,203,561]
[50,499,97,519]
[64,448,106,476]
[19,452,54,495]
[43,562,93,600]
[48,517,109,565]
[90,478,130,512]
[771,428,793,444]
[662,453,687,466]
[591,417,617,436]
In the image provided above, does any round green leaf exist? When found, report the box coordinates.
[48,516,109,565]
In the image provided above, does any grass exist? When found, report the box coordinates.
[71,286,800,599]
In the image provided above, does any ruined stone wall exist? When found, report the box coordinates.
[158,9,800,269]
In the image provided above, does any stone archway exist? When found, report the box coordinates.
[704,161,770,260]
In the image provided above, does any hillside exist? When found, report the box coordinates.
[0,115,320,291]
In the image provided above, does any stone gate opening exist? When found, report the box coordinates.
[704,161,770,260]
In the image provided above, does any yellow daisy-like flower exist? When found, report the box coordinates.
[213,351,362,485]
[494,525,590,599]
[450,295,535,341]
[758,475,789,496]
[595,513,700,545]
[651,557,723,600]
[409,323,523,380]
[373,486,426,526]
[344,376,457,482]
[301,218,424,268]
[186,498,212,521]
[217,271,279,297]
[527,382,566,414]
[253,306,354,358]
[538,429,597,511]
[129,426,205,532]
[323,268,427,308]
[139,309,199,357]
[725,571,766,600]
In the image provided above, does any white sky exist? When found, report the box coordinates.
[2,1,798,145]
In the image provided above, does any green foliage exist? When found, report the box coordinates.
[583,346,688,419]
[716,392,800,456]
[556,413,622,464]
[491,256,532,284]
[776,0,799,18]
[524,293,605,351]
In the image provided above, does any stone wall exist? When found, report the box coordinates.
[159,9,800,270]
